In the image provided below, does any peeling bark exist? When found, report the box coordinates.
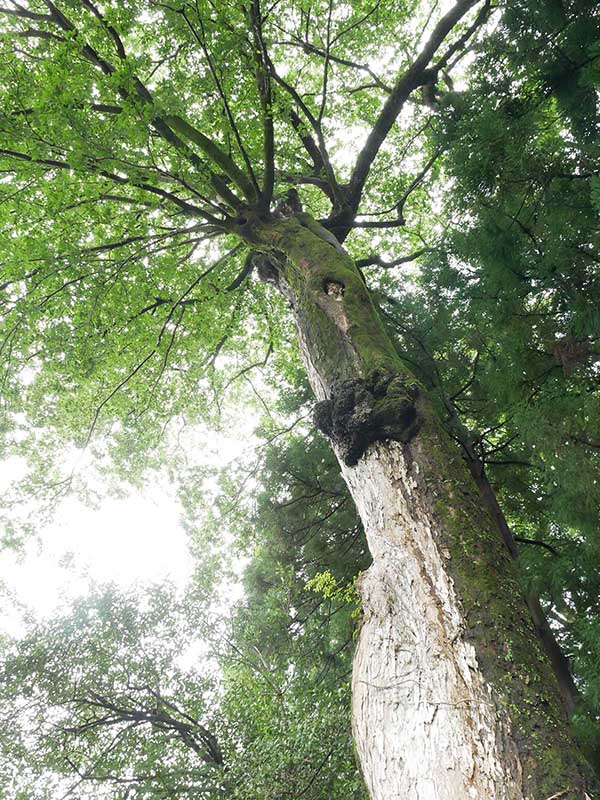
[344,441,524,800]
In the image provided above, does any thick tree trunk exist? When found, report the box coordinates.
[253,214,597,800]
[344,440,525,799]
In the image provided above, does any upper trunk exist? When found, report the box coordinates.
[253,213,598,800]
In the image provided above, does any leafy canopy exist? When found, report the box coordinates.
[0,0,487,512]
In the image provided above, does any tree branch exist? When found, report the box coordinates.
[355,247,432,268]
[181,8,260,197]
[333,0,483,238]
[514,536,559,556]
[37,1,245,211]
[249,0,275,210]
[163,114,257,201]
[267,58,343,209]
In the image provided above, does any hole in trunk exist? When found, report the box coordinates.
[323,279,345,300]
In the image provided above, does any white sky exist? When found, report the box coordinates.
[0,485,187,631]
[0,428,253,639]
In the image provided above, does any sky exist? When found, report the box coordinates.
[0,427,252,639]
[0,482,188,634]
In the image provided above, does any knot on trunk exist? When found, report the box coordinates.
[313,370,420,466]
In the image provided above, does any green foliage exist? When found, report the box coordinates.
[214,420,369,671]
[218,424,369,798]
[305,568,361,614]
[218,657,365,800]
[1,585,225,799]
[0,579,367,799]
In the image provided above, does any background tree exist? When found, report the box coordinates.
[0,581,365,800]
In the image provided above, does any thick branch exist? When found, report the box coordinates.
[249,0,275,210]
[37,1,245,210]
[356,248,431,268]
[289,110,335,202]
[164,114,256,201]
[330,0,482,238]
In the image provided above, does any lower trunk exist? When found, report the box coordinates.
[344,433,592,800]
[254,214,597,800]
[346,440,525,798]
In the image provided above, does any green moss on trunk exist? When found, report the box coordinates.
[255,215,404,383]
[418,412,598,797]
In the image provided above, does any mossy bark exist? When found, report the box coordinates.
[253,213,598,800]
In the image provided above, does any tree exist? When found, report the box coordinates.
[1,585,226,799]
[0,1,598,798]
[0,583,365,799]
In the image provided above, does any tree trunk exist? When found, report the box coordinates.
[253,213,598,800]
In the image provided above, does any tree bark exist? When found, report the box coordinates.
[253,213,598,800]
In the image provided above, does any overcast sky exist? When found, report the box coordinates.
[0,425,254,638]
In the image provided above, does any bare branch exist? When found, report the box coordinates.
[513,536,559,556]
[85,349,157,447]
[225,250,254,291]
[355,248,432,268]
[276,36,391,93]
[431,0,492,75]
[317,0,334,124]
[249,0,275,210]
[267,60,342,208]
[352,218,406,230]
